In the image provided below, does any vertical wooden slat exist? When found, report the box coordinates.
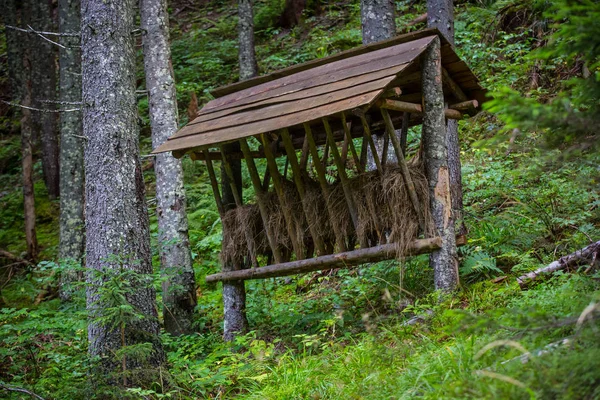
[261,133,305,259]
[303,123,349,252]
[220,145,258,267]
[299,133,310,171]
[239,138,283,264]
[401,111,410,154]
[280,128,327,256]
[381,127,390,166]
[203,149,225,216]
[322,117,367,247]
[341,111,363,173]
[380,108,424,232]
[220,146,243,207]
[358,113,383,173]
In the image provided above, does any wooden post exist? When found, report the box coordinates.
[299,133,310,171]
[380,108,424,232]
[421,36,459,292]
[304,123,349,252]
[341,112,363,173]
[239,138,283,264]
[280,129,327,256]
[203,149,225,216]
[261,133,305,259]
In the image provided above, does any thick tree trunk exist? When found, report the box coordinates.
[220,142,249,342]
[140,0,197,336]
[58,0,85,301]
[3,0,22,101]
[421,37,459,292]
[238,0,258,81]
[361,0,396,171]
[82,0,164,377]
[31,0,60,199]
[427,0,464,234]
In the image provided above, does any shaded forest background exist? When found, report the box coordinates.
[0,0,599,398]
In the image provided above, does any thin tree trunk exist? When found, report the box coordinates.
[421,37,459,292]
[140,0,197,336]
[82,0,164,376]
[238,0,258,81]
[361,0,396,172]
[58,0,85,301]
[8,0,39,262]
[427,0,464,234]
[31,0,60,199]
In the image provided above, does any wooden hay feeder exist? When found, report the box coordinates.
[154,28,485,284]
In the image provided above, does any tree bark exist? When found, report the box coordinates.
[3,0,23,102]
[31,0,60,200]
[140,0,197,336]
[58,0,85,301]
[361,0,396,171]
[82,0,164,376]
[427,0,464,234]
[238,0,258,81]
[421,37,459,292]
[517,241,600,289]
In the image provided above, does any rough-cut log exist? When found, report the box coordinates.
[378,99,464,119]
[207,236,467,282]
[517,241,600,289]
[450,100,478,116]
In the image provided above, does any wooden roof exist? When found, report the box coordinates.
[154,28,485,155]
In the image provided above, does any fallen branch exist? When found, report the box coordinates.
[0,249,34,267]
[0,383,46,400]
[517,240,600,289]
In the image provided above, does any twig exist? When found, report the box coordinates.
[27,25,66,49]
[0,249,34,266]
[70,134,88,140]
[0,100,81,113]
[38,99,82,106]
[5,24,79,37]
[0,383,46,400]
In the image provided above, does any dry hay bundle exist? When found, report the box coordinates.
[219,163,432,265]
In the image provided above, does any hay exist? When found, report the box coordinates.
[219,165,433,265]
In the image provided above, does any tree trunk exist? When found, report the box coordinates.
[421,36,459,292]
[238,0,258,81]
[82,0,164,377]
[360,0,395,44]
[361,0,396,171]
[8,0,39,262]
[221,142,249,342]
[58,0,85,301]
[427,0,464,234]
[31,0,60,200]
[140,0,197,336]
[279,0,306,28]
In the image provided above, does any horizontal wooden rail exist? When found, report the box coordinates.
[206,235,466,283]
[378,98,464,120]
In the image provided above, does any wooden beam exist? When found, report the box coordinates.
[449,100,478,116]
[354,110,383,173]
[442,67,467,102]
[206,235,467,282]
[191,150,263,161]
[378,98,464,120]
[400,111,410,154]
[219,146,243,207]
[280,128,327,256]
[239,138,283,264]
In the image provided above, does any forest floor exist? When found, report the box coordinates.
[0,0,599,398]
